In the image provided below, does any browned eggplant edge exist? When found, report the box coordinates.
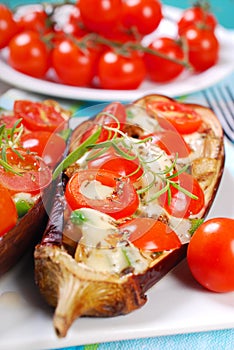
[34,94,225,337]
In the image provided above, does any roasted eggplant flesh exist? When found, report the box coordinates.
[34,95,224,338]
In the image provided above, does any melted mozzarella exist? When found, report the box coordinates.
[79,179,113,200]
[74,208,149,274]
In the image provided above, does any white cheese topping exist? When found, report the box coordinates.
[79,179,113,200]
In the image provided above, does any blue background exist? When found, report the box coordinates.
[3,0,234,29]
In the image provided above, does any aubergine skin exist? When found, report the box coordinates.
[34,94,225,338]
[0,184,55,277]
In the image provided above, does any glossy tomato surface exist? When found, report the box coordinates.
[65,169,139,219]
[187,218,234,293]
[120,217,181,251]
[0,185,18,237]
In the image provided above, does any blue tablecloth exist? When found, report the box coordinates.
[1,1,234,349]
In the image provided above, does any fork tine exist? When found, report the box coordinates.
[202,86,234,143]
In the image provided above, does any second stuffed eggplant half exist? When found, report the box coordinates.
[34,94,224,338]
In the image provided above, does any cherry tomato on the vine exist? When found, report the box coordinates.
[97,49,146,90]
[52,37,97,86]
[178,5,217,35]
[122,0,162,35]
[16,8,50,34]
[187,218,234,293]
[144,37,185,83]
[8,30,50,78]
[180,25,219,72]
[158,172,204,218]
[0,4,19,49]
[79,0,122,34]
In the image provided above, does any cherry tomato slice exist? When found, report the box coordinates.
[87,146,143,183]
[146,100,202,134]
[65,169,139,220]
[141,130,190,158]
[79,102,126,144]
[158,172,204,218]
[0,148,52,194]
[14,100,66,132]
[21,131,66,167]
[0,185,18,237]
[120,217,181,251]
[187,218,234,293]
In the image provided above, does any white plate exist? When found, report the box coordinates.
[0,5,233,102]
[0,104,234,350]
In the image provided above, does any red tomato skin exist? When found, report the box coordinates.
[98,50,146,90]
[159,172,204,218]
[146,100,202,134]
[178,6,217,35]
[65,169,139,220]
[0,149,52,194]
[8,30,50,78]
[79,0,122,33]
[0,4,19,49]
[141,131,190,158]
[21,131,66,167]
[14,100,66,132]
[181,26,219,72]
[16,9,50,34]
[52,38,96,87]
[187,218,234,293]
[122,0,162,35]
[0,186,18,237]
[144,37,185,83]
[120,217,181,251]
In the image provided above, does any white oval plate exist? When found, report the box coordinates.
[0,5,233,102]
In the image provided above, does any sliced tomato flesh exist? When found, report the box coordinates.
[158,172,205,218]
[0,148,52,194]
[0,185,18,237]
[120,217,181,251]
[65,169,139,220]
[146,100,202,134]
[14,100,67,132]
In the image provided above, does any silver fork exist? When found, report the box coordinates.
[202,85,234,143]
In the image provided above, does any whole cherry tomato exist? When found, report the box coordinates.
[52,37,97,86]
[0,185,18,237]
[79,0,122,34]
[180,25,219,72]
[178,4,217,35]
[0,4,19,49]
[187,218,234,293]
[122,0,162,35]
[97,49,146,90]
[16,8,50,34]
[8,30,50,78]
[158,172,204,218]
[144,37,185,83]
